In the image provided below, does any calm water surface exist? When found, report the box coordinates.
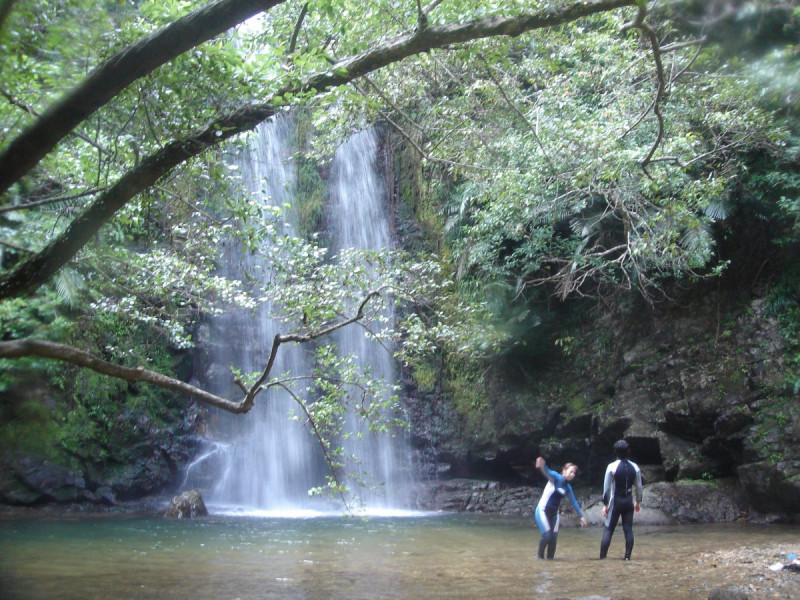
[1,513,798,599]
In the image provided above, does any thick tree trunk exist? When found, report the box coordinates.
[0,0,636,300]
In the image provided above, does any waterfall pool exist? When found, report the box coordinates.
[1,512,798,599]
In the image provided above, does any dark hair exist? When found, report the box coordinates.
[613,439,630,459]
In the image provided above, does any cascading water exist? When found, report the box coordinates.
[184,120,413,514]
[185,115,328,514]
[328,128,414,510]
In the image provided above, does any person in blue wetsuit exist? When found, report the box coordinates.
[534,456,587,559]
[599,439,643,561]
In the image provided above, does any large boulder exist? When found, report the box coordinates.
[165,489,208,518]
[643,480,748,523]
[737,460,800,516]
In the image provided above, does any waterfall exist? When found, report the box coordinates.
[328,128,413,510]
[185,115,329,514]
[184,120,413,514]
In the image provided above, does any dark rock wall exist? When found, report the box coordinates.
[0,403,206,508]
[403,288,800,519]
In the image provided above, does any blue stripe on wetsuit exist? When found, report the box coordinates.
[535,465,583,534]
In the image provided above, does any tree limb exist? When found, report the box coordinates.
[0,338,253,412]
[0,290,383,413]
[273,380,351,510]
[0,187,103,215]
[0,0,638,300]
[621,3,667,174]
[288,2,309,55]
[0,0,16,34]
[0,0,288,197]
[1,87,109,155]
[477,53,556,175]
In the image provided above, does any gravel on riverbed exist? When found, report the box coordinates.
[696,543,799,600]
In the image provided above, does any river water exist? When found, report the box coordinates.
[1,514,798,599]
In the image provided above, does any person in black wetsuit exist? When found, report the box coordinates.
[599,439,643,560]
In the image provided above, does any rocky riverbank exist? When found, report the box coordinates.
[412,477,795,524]
[700,543,800,600]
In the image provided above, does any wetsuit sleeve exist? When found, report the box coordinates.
[602,462,614,506]
[542,465,560,483]
[566,484,583,517]
[633,463,644,503]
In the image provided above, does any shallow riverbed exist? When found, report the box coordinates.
[1,513,798,599]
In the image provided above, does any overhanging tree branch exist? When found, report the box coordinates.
[478,53,556,175]
[0,0,287,198]
[0,0,638,300]
[0,289,383,413]
[622,3,667,174]
[288,2,310,55]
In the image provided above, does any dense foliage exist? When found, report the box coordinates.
[1,0,798,499]
[375,2,800,400]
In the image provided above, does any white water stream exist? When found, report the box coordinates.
[183,120,412,515]
[328,128,413,510]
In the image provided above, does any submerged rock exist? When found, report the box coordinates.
[164,489,208,519]
[708,586,749,600]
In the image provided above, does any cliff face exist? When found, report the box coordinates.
[404,284,800,519]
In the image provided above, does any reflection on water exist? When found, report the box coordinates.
[1,514,798,599]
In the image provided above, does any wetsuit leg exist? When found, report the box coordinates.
[538,532,552,559]
[599,504,621,559]
[544,508,559,559]
[535,505,549,559]
[600,496,633,559]
[620,500,635,559]
[546,530,558,559]
[535,506,558,559]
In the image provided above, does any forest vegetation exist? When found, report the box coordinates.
[0,0,798,504]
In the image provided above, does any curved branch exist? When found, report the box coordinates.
[478,53,556,175]
[0,0,17,34]
[0,338,252,413]
[0,187,103,215]
[288,2,309,55]
[0,0,637,300]
[0,0,287,197]
[622,3,667,173]
[0,290,384,413]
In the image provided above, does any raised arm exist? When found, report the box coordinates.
[536,457,559,483]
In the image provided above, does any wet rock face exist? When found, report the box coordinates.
[642,480,748,523]
[0,404,207,508]
[164,489,208,519]
[407,292,800,519]
[0,453,98,505]
[413,478,750,525]
[738,461,800,515]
